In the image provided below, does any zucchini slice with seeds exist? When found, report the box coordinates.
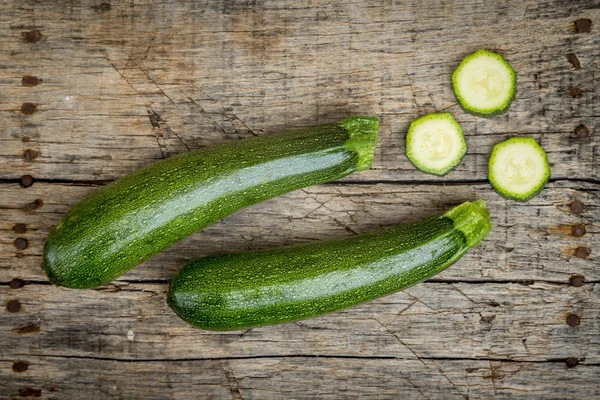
[406,112,467,176]
[488,137,550,201]
[452,49,516,117]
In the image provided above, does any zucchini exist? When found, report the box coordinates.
[167,200,491,330]
[405,112,467,176]
[452,49,516,117]
[488,137,551,201]
[43,117,380,288]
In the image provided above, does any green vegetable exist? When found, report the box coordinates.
[406,112,467,176]
[488,137,550,201]
[43,117,380,289]
[167,200,491,330]
[452,49,517,117]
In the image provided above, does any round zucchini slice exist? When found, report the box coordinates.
[452,49,517,117]
[488,137,551,201]
[406,112,467,176]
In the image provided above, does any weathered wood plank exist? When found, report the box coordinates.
[2,356,599,400]
[1,181,597,283]
[2,281,598,362]
[1,0,599,397]
[0,0,598,181]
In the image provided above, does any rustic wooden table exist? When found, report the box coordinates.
[1,1,598,399]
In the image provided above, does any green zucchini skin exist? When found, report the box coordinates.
[167,200,491,331]
[42,117,379,289]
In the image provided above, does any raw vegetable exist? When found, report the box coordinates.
[452,49,516,117]
[406,112,467,176]
[42,117,380,289]
[167,200,491,330]
[488,137,550,201]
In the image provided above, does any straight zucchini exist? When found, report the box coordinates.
[43,117,379,289]
[167,200,491,330]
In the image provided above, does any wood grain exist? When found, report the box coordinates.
[2,357,599,400]
[0,0,598,182]
[1,0,599,398]
[2,281,599,362]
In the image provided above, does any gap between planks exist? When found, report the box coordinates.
[7,353,600,366]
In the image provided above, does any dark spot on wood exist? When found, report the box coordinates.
[14,324,41,334]
[92,2,112,12]
[566,314,580,327]
[569,201,584,214]
[22,136,31,142]
[565,53,581,70]
[10,278,25,289]
[574,124,589,139]
[21,175,34,188]
[7,300,22,313]
[24,149,39,161]
[565,357,579,368]
[574,246,590,259]
[22,30,43,43]
[12,223,27,234]
[480,315,495,323]
[18,388,42,397]
[571,224,586,237]
[465,367,477,373]
[15,238,29,250]
[574,18,592,33]
[12,360,29,373]
[22,75,41,87]
[485,365,505,380]
[25,199,44,210]
[147,109,163,128]
[570,87,584,98]
[569,275,584,287]
[16,252,24,258]
[92,2,112,11]
[21,102,37,115]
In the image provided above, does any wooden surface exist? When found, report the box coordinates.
[1,0,598,399]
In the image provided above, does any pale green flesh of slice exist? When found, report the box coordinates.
[489,140,549,198]
[456,55,514,112]
[407,114,466,175]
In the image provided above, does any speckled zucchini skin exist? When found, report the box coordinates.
[43,117,379,289]
[168,201,491,331]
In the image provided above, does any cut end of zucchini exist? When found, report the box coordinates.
[341,116,380,171]
[406,112,467,176]
[488,137,551,201]
[452,49,516,117]
[444,200,491,248]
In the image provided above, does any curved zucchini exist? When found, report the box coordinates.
[43,117,379,288]
[167,200,491,330]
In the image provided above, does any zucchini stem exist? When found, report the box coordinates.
[444,200,491,248]
[341,116,379,171]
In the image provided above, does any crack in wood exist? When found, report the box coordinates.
[220,360,244,400]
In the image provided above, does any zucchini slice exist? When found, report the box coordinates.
[406,112,467,176]
[488,137,551,201]
[452,49,516,117]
